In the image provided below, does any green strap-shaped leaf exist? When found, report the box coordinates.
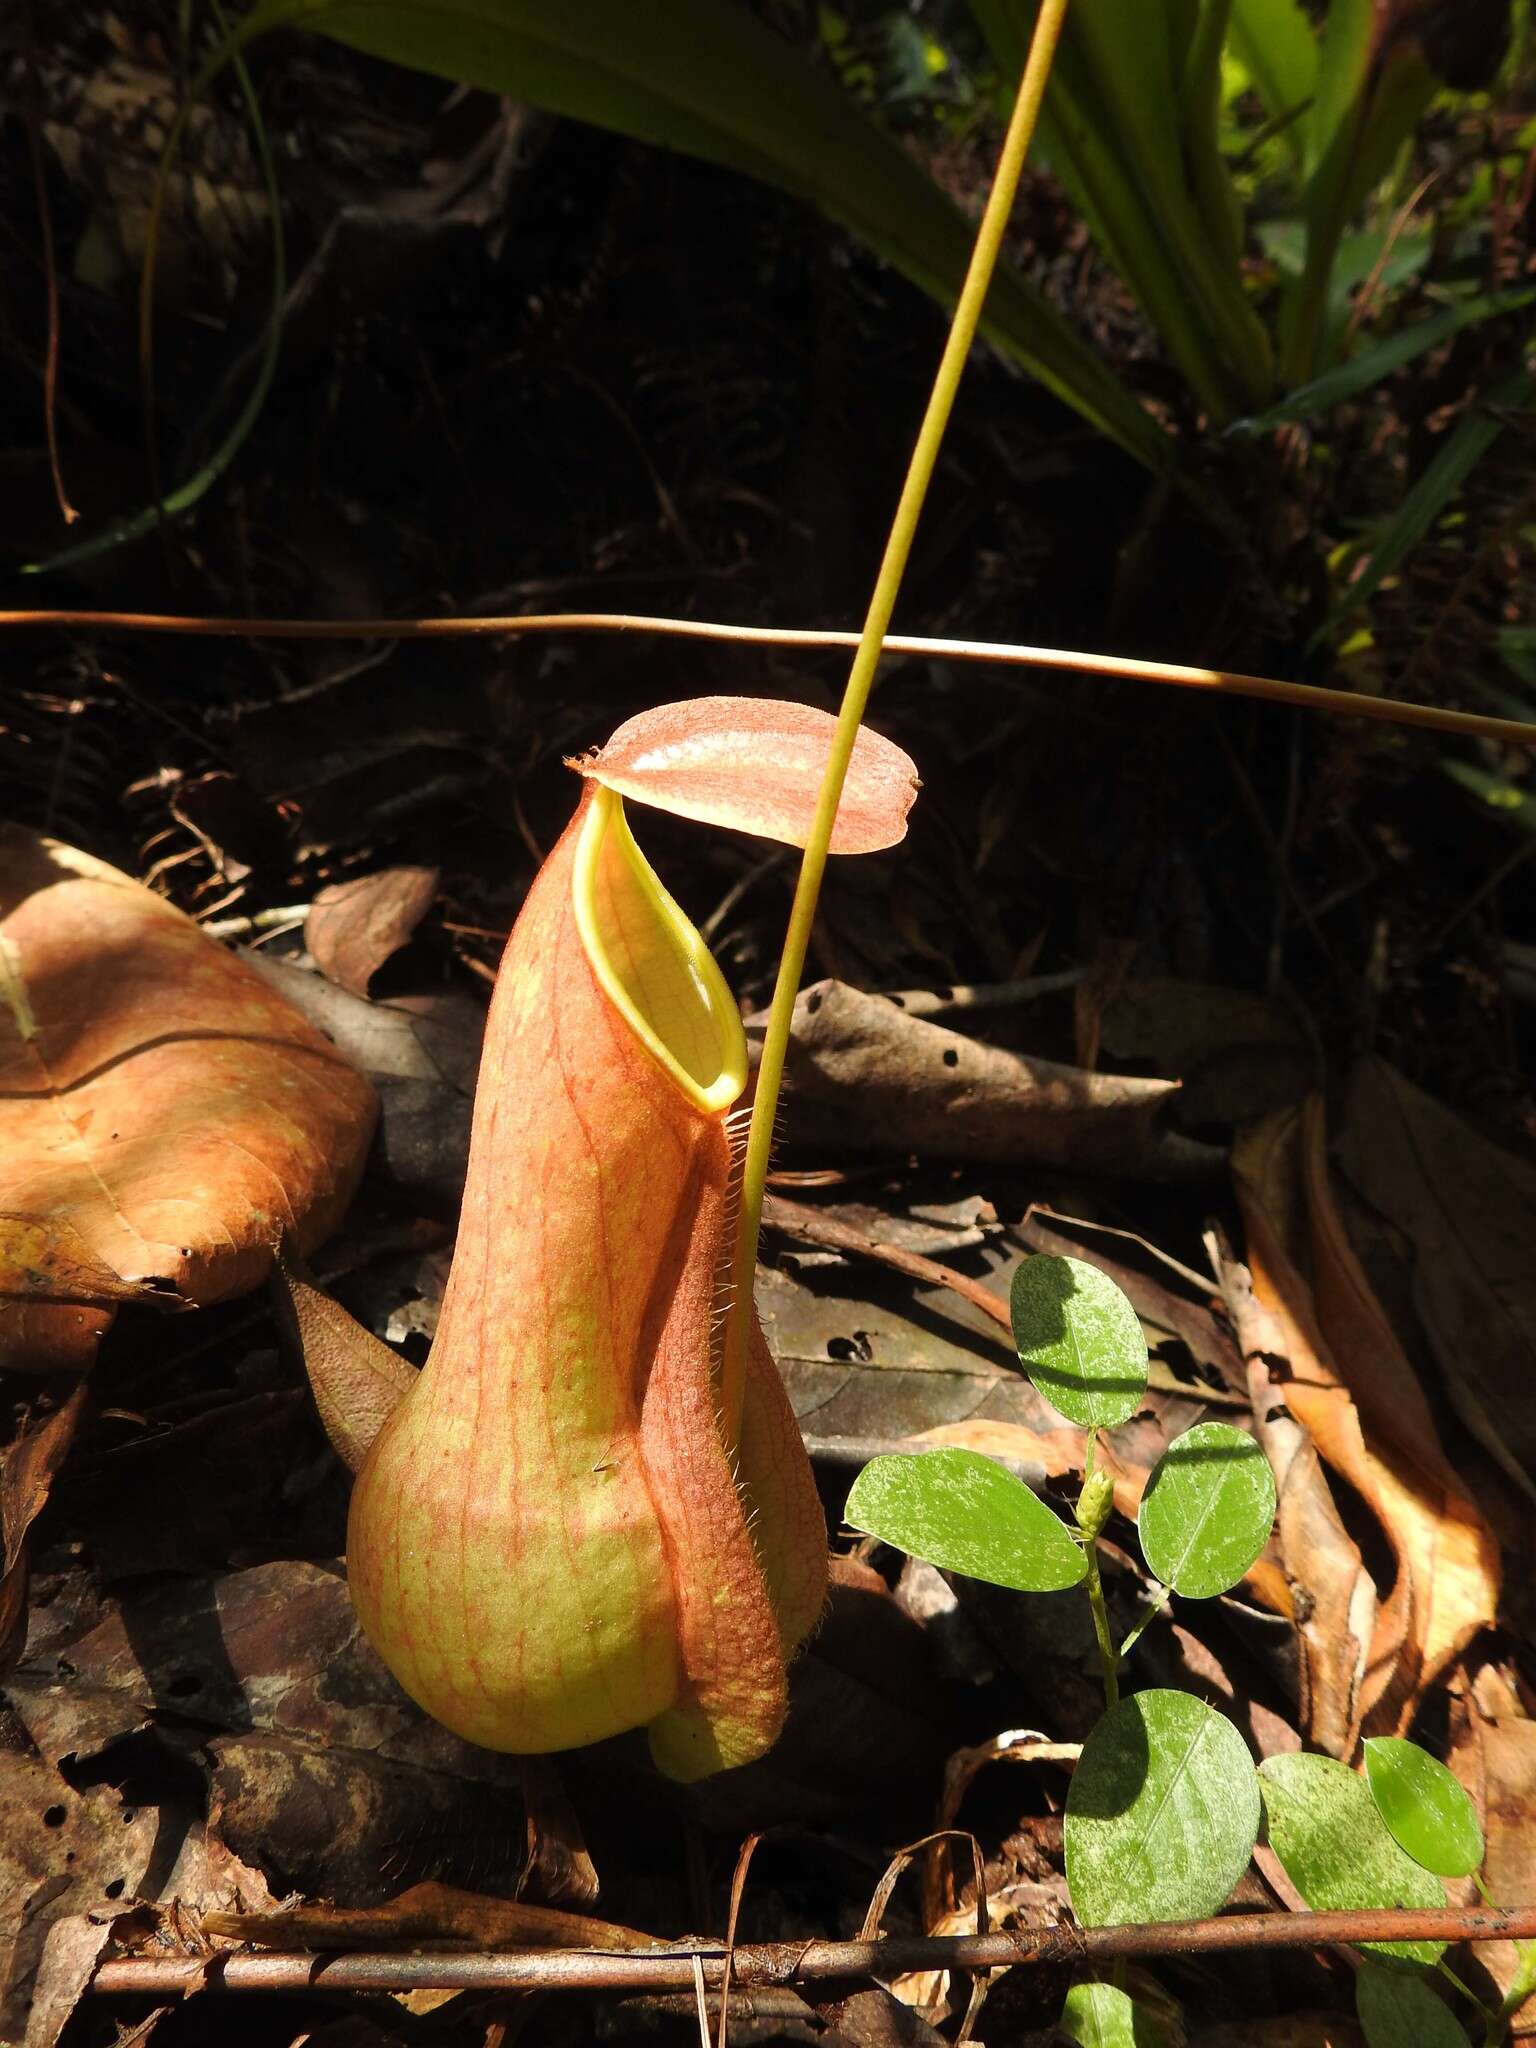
[1227,0,1317,171]
[1065,1689,1261,1926]
[232,0,1169,471]
[1323,369,1533,634]
[1011,1254,1148,1429]
[1060,1981,1167,2047]
[1356,1962,1467,2048]
[1232,287,1535,433]
[1364,1737,1485,1879]
[844,1447,1087,1592]
[1258,1753,1449,1964]
[1137,1421,1275,1598]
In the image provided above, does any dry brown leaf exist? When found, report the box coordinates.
[0,1745,276,2044]
[0,1302,112,1376]
[274,1252,417,1472]
[520,1756,600,1910]
[202,1879,655,1952]
[768,980,1221,1181]
[1100,976,1312,1129]
[1335,1058,1536,1502]
[693,1557,949,1837]
[1193,2021,1363,2047]
[1235,1106,1500,1738]
[9,1559,586,1908]
[0,829,376,1362]
[307,865,440,997]
[2,1379,88,1581]
[1449,1701,1536,2034]
[0,1378,90,1673]
[1216,1240,1374,1757]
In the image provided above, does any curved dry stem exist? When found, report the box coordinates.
[1,610,1532,750]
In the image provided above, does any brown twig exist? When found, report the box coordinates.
[1,609,1533,749]
[88,1905,1536,1998]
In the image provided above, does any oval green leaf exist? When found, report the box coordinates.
[1060,1982,1166,2047]
[1356,1961,1467,2048]
[1010,1255,1148,1429]
[1364,1737,1485,1879]
[844,1448,1087,1593]
[1137,1422,1276,1598]
[1258,1753,1448,1964]
[1065,1690,1260,1926]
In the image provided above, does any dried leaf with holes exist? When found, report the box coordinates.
[767,980,1221,1181]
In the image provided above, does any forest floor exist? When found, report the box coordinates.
[3,9,1536,2047]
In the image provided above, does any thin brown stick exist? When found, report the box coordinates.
[1,608,1533,749]
[88,1904,1536,1998]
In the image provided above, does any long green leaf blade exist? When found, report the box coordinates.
[1324,369,1532,633]
[1232,289,1535,432]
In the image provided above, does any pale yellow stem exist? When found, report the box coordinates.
[718,0,1075,1454]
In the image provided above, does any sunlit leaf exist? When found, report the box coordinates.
[1356,1960,1467,2048]
[1364,1737,1485,1879]
[1060,1980,1166,2047]
[1137,1422,1276,1598]
[1065,1689,1260,1926]
[1010,1255,1148,1429]
[844,1447,1087,1592]
[1258,1753,1448,1964]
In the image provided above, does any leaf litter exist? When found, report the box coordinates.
[3,27,1535,2042]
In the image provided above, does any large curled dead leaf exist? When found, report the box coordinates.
[1234,1104,1500,1741]
[0,827,377,1362]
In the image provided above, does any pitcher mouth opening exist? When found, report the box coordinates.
[573,786,748,1117]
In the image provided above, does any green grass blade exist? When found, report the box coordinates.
[1228,0,1317,170]
[1062,0,1273,406]
[1181,0,1245,277]
[1287,9,1437,383]
[1232,287,1535,432]
[970,0,1249,418]
[1321,368,1532,634]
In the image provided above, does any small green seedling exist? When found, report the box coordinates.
[844,1252,1524,2045]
